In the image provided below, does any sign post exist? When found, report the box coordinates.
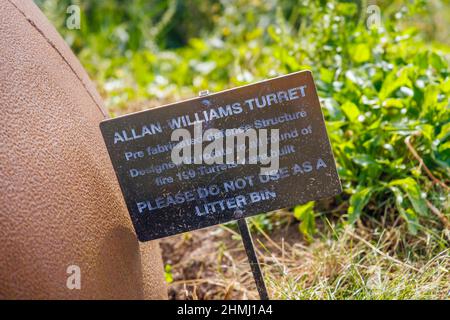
[99,70,342,299]
[237,218,269,300]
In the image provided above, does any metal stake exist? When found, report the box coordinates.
[237,218,269,300]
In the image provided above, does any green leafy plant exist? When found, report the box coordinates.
[294,201,316,241]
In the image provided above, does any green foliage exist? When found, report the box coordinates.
[164,264,174,283]
[39,0,450,239]
[294,201,316,241]
[348,187,375,225]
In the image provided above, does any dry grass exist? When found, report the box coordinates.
[263,227,449,299]
[161,213,449,300]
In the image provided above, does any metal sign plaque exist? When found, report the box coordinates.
[100,71,341,241]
